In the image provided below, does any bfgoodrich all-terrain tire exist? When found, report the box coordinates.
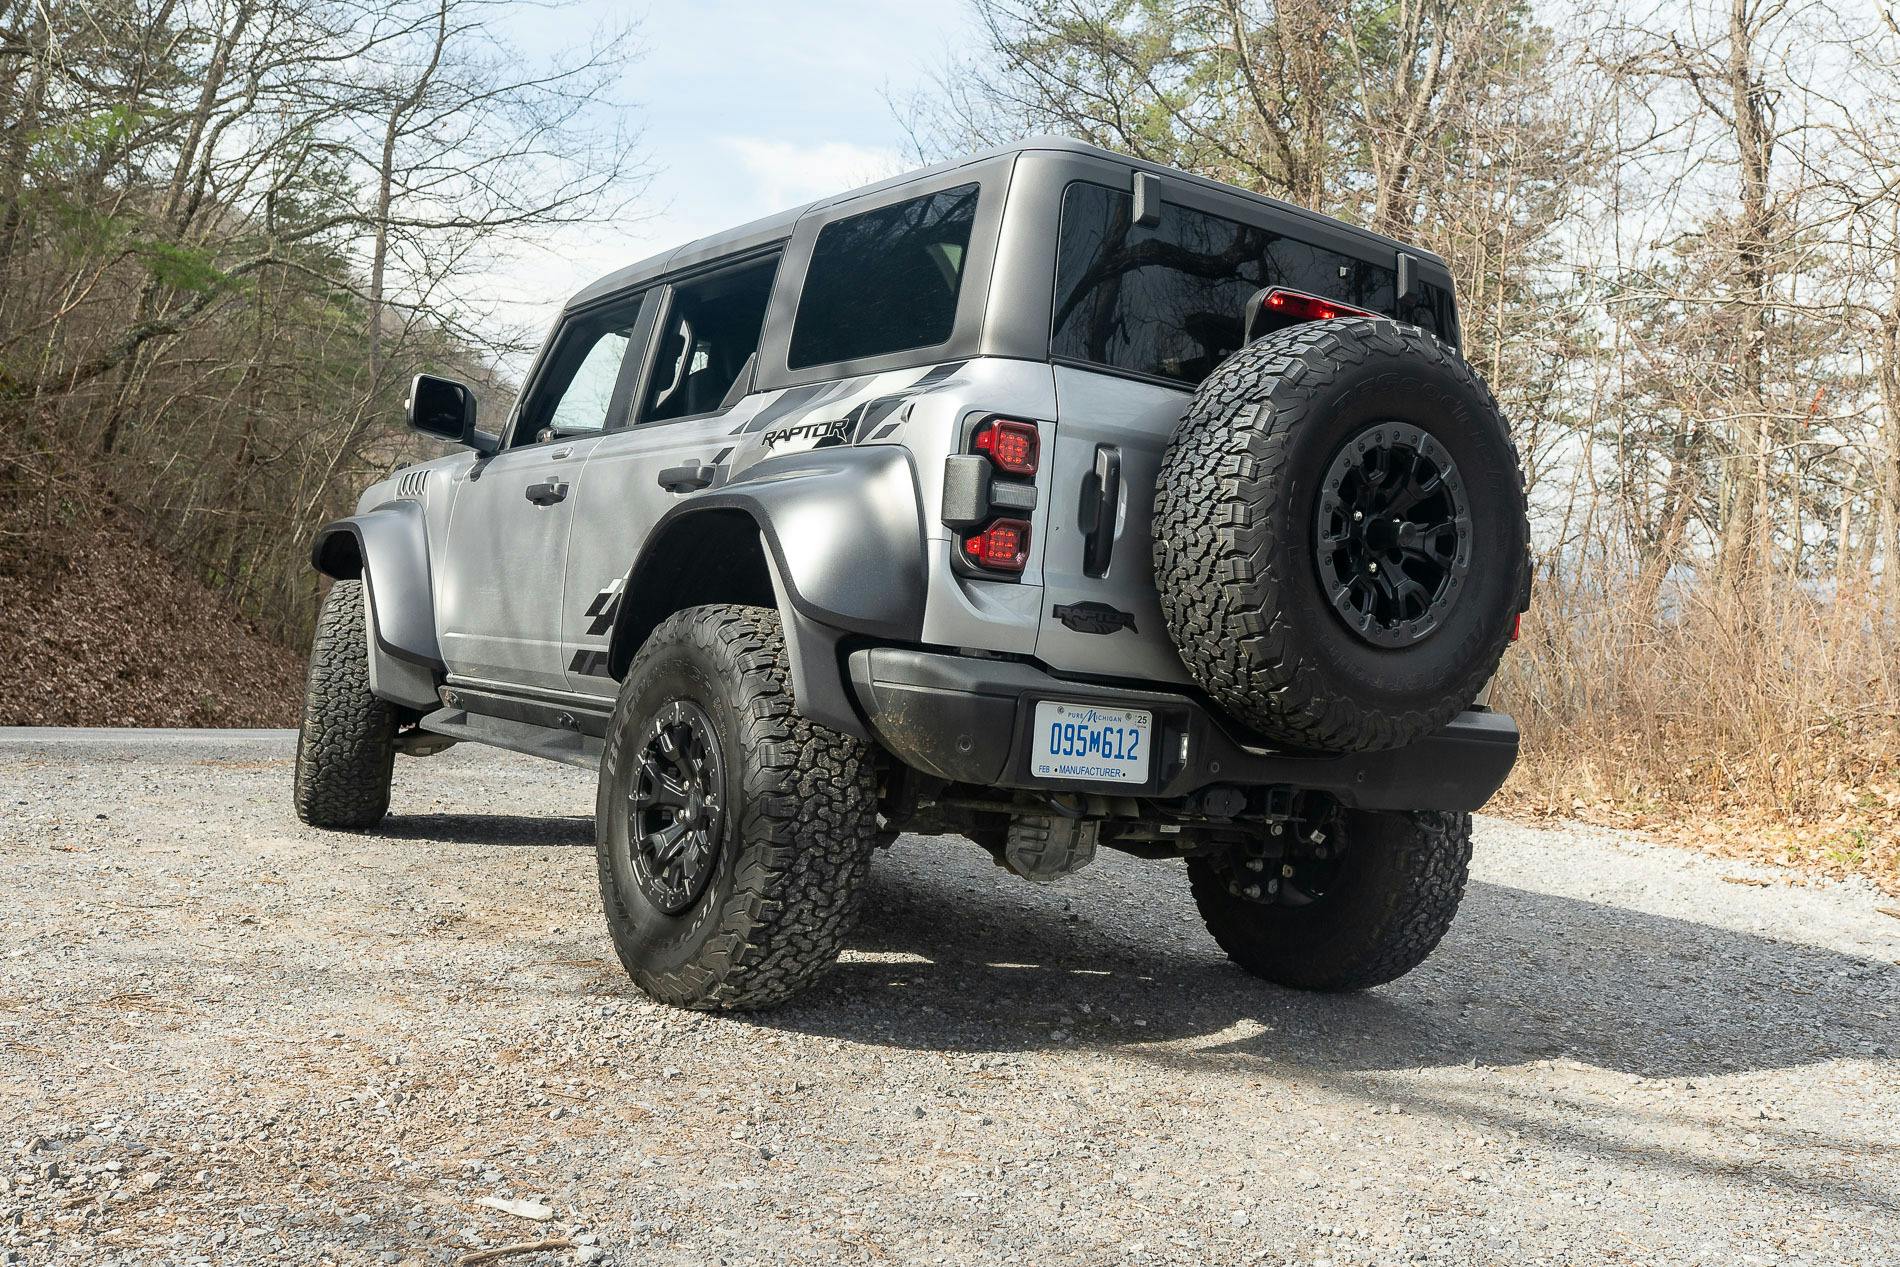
[1154,319,1530,752]
[1188,810,1473,991]
[293,579,397,829]
[595,604,882,1010]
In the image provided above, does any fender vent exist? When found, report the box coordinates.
[396,469,429,499]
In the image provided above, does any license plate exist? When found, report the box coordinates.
[1030,701,1153,784]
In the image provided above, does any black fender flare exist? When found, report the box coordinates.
[611,446,928,737]
[310,499,444,668]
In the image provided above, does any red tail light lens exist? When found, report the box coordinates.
[962,518,1030,572]
[1262,288,1374,323]
[973,418,1039,475]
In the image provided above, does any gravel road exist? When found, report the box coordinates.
[2,730,1897,1266]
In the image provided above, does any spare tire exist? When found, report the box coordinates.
[1154,319,1528,753]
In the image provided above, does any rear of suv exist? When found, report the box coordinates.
[295,138,1529,1010]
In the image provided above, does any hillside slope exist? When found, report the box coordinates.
[0,503,307,727]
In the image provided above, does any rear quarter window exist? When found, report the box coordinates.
[1051,181,1453,386]
[789,184,980,370]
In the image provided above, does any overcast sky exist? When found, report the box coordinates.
[478,1,982,349]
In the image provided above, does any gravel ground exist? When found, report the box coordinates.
[2,730,1897,1267]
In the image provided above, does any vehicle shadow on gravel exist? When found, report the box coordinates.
[376,813,594,846]
[759,845,1897,1084]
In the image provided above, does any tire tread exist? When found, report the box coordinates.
[293,580,397,830]
[599,604,881,1010]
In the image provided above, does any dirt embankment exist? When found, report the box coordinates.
[0,500,305,727]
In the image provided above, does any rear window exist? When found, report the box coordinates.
[1052,181,1454,386]
[789,184,980,369]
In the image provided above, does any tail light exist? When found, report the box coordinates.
[973,417,1039,475]
[1262,288,1374,322]
[948,416,1039,576]
[1247,287,1377,343]
[962,518,1030,572]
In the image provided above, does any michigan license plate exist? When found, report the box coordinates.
[1030,701,1153,784]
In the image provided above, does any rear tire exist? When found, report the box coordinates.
[595,604,881,1010]
[293,580,397,830]
[1188,809,1472,991]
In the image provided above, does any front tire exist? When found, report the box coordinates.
[293,579,397,829]
[1188,809,1472,991]
[595,604,881,1010]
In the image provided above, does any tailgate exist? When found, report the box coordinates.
[1034,366,1195,686]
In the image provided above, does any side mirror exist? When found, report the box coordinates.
[407,374,496,453]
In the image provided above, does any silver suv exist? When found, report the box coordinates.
[294,138,1530,1010]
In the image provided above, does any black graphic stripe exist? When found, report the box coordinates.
[568,649,611,677]
[584,594,621,637]
[735,382,839,434]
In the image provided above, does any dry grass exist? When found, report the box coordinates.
[1491,567,1900,893]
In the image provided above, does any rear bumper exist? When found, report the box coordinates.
[847,647,1517,812]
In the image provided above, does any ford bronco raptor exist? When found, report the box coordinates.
[296,139,1529,1010]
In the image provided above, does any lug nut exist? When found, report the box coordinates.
[1270,823,1284,836]
[1368,561,1379,573]
[1281,863,1296,878]
[1242,884,1262,899]
[1245,858,1264,872]
[1314,846,1328,859]
[1352,510,1364,522]
[1267,879,1280,895]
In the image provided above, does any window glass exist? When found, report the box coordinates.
[518,295,646,444]
[789,184,979,369]
[1051,182,1453,386]
[546,330,631,432]
[642,256,777,423]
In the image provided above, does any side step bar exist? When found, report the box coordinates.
[417,709,603,770]
[416,683,614,771]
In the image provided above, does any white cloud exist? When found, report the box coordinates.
[718,137,909,211]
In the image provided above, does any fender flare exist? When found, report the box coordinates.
[611,446,928,738]
[310,499,444,668]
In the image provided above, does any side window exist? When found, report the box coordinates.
[640,256,778,423]
[517,295,646,444]
[548,332,631,432]
[788,183,979,369]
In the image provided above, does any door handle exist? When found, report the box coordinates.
[525,479,569,506]
[657,463,718,493]
[1080,445,1121,577]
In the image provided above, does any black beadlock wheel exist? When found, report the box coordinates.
[293,579,397,830]
[1188,809,1473,992]
[1314,420,1473,648]
[1154,318,1530,753]
[624,699,727,916]
[595,604,882,1010]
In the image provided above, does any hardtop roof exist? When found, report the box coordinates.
[565,136,1445,311]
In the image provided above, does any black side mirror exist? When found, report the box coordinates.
[407,374,496,453]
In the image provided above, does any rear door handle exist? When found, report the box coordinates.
[1080,445,1121,577]
[525,479,569,506]
[657,463,718,493]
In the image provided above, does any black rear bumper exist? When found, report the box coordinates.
[847,647,1517,812]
